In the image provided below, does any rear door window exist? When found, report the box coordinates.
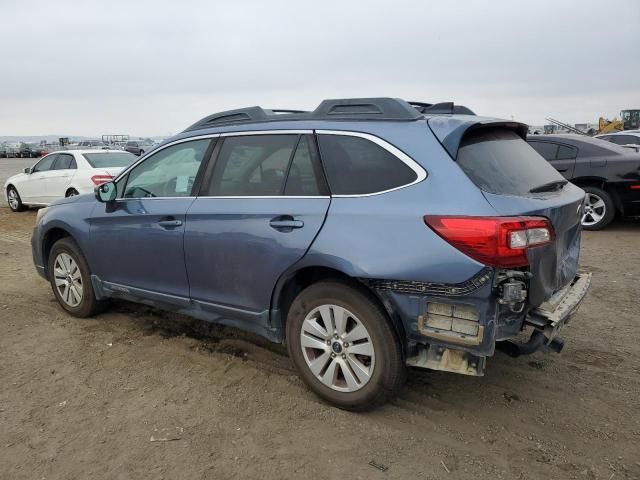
[528,141,558,160]
[205,134,326,196]
[556,144,578,160]
[52,153,77,170]
[316,134,417,195]
[457,128,566,196]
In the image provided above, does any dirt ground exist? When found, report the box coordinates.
[0,206,638,480]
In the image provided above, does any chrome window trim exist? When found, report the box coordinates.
[219,129,313,137]
[114,195,329,202]
[315,129,427,198]
[114,128,426,201]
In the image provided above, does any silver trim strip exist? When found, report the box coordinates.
[114,128,428,200]
[219,129,312,137]
[115,196,329,202]
[315,130,427,198]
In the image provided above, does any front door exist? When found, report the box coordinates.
[88,138,212,299]
[20,153,58,203]
[184,133,330,323]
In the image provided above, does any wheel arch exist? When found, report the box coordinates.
[573,178,623,215]
[271,265,407,355]
[41,227,75,278]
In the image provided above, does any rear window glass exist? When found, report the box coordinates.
[83,152,137,168]
[457,128,566,196]
[317,135,417,195]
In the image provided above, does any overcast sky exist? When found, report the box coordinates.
[1,0,638,137]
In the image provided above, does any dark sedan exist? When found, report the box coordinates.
[527,134,640,230]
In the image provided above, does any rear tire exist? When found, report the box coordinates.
[6,186,26,212]
[582,186,615,231]
[48,238,106,317]
[66,188,79,197]
[286,280,405,411]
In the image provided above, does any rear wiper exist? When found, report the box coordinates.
[529,180,568,193]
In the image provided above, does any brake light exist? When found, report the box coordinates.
[91,175,114,186]
[423,216,554,268]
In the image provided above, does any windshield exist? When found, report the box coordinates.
[83,152,136,168]
[457,128,566,196]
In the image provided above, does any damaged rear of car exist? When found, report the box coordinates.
[363,116,591,376]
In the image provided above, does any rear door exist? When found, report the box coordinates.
[184,133,330,323]
[42,153,77,202]
[452,127,586,306]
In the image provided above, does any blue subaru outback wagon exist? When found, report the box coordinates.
[30,98,591,410]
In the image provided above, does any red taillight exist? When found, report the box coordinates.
[630,184,640,190]
[91,175,114,186]
[423,216,554,268]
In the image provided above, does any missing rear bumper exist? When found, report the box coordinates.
[407,345,485,376]
[525,272,592,341]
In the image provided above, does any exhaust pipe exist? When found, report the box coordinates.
[546,337,564,354]
[497,329,546,358]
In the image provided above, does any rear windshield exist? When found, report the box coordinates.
[457,128,566,196]
[83,152,136,168]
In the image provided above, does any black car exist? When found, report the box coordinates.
[527,134,640,230]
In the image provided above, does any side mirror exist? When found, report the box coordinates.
[24,167,32,174]
[95,181,117,203]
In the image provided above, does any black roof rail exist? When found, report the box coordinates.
[184,97,463,132]
[409,101,476,116]
[311,98,422,120]
[184,106,271,131]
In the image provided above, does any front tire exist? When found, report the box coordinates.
[286,280,405,411]
[582,186,615,230]
[6,186,26,212]
[66,188,79,197]
[48,238,106,317]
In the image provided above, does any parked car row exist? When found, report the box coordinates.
[1,143,48,158]
[21,98,593,410]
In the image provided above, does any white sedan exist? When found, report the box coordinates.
[4,150,137,212]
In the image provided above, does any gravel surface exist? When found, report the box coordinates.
[0,179,639,479]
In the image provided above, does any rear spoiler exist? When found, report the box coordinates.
[427,116,529,160]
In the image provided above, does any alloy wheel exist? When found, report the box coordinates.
[582,193,606,227]
[53,252,84,307]
[7,189,19,210]
[300,304,375,392]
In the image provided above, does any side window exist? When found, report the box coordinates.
[206,135,299,196]
[317,134,417,195]
[556,145,578,160]
[33,154,57,172]
[284,136,324,196]
[123,139,210,198]
[528,141,558,161]
[53,153,77,170]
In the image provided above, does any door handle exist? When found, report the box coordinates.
[158,219,183,228]
[269,215,304,231]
